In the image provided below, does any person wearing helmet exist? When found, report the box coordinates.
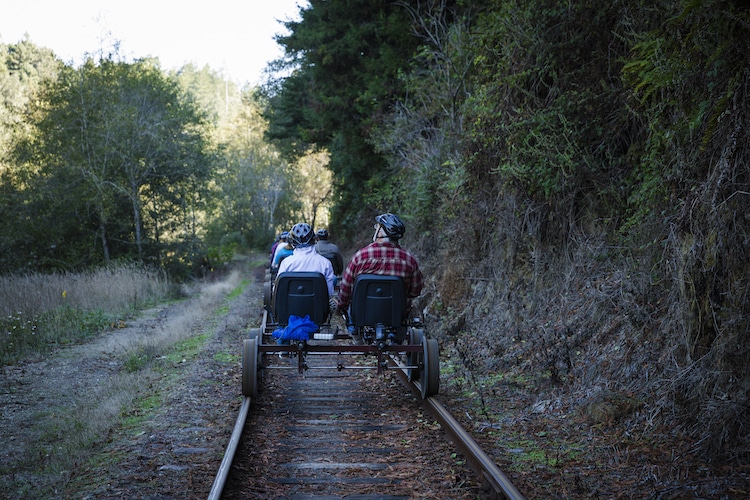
[336,212,423,315]
[315,228,344,276]
[271,231,293,270]
[278,223,336,299]
[268,232,283,267]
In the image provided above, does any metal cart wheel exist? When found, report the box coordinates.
[249,327,262,345]
[407,328,424,382]
[242,338,259,398]
[420,338,440,399]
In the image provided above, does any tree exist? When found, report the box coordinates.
[264,0,421,238]
[13,57,214,270]
[0,36,60,164]
[296,149,332,229]
[370,0,478,229]
[206,89,296,252]
[0,37,63,270]
[172,62,242,133]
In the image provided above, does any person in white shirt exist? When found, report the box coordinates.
[278,223,335,299]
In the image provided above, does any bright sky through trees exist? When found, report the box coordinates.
[0,0,305,85]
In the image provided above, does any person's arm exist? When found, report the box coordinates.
[273,246,289,267]
[337,260,356,310]
[324,264,335,298]
[407,264,424,298]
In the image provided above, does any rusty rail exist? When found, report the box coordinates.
[392,358,526,500]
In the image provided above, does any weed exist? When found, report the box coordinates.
[227,279,249,300]
[213,350,237,363]
[164,333,211,364]
[124,346,156,373]
[121,393,162,431]
[502,435,585,472]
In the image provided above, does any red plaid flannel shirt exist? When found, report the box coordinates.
[337,239,424,310]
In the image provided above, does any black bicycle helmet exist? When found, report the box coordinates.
[375,213,405,240]
[316,229,329,240]
[289,223,315,247]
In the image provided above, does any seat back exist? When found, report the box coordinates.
[350,274,407,329]
[320,253,343,275]
[273,272,329,326]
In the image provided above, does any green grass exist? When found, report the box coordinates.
[124,345,157,373]
[214,350,237,363]
[0,260,256,500]
[120,393,162,431]
[164,332,211,364]
[227,279,250,300]
[1,306,116,364]
[500,433,585,471]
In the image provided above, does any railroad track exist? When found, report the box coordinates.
[207,313,525,499]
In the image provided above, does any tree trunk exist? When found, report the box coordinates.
[132,185,144,261]
[98,220,110,263]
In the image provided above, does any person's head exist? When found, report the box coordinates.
[279,231,289,243]
[289,223,315,248]
[373,213,405,242]
[316,228,329,241]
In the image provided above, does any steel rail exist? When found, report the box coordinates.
[391,358,526,500]
[207,395,251,500]
[210,302,523,499]
[208,308,271,499]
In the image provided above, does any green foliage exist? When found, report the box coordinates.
[204,89,297,251]
[366,2,479,233]
[464,1,633,214]
[0,306,111,364]
[619,2,750,458]
[172,63,242,128]
[5,56,215,273]
[0,263,171,364]
[0,37,60,159]
[206,242,237,268]
[264,0,422,239]
[263,0,750,463]
[621,0,750,227]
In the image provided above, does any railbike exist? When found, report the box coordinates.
[241,271,440,400]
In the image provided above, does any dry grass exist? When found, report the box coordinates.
[0,266,245,498]
[0,263,169,317]
[0,263,171,364]
[422,199,749,492]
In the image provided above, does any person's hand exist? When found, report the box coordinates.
[329,298,338,313]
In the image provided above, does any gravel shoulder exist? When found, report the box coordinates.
[1,263,263,499]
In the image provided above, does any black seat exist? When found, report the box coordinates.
[273,272,330,326]
[321,253,343,275]
[350,274,407,329]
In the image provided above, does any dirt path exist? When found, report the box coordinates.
[0,265,264,499]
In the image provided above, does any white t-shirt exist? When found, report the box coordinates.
[277,245,335,297]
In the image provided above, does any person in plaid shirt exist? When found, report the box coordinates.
[336,213,424,315]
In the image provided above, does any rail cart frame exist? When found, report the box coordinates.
[242,271,439,400]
